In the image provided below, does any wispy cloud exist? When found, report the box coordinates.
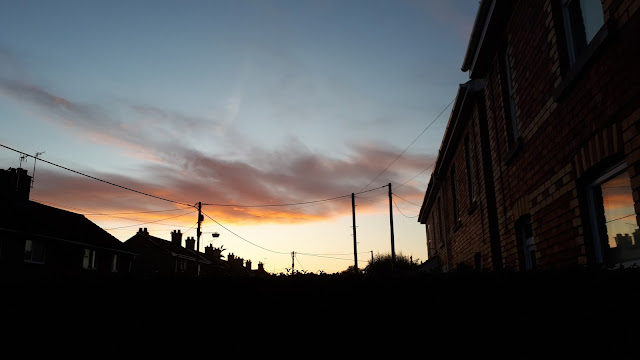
[1,44,434,229]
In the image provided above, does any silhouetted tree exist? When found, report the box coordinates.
[364,253,418,276]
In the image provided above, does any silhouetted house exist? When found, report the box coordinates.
[419,0,640,271]
[0,168,137,280]
[227,253,267,277]
[125,228,222,277]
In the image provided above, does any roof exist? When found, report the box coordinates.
[461,0,514,78]
[0,200,136,254]
[418,79,484,223]
[125,231,212,264]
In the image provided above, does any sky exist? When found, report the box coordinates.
[0,0,479,274]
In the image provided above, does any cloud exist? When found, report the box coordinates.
[0,45,434,230]
[29,139,435,228]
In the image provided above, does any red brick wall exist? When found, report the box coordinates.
[424,99,496,271]
[482,0,640,269]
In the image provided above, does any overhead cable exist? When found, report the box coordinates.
[0,143,194,207]
[359,98,454,192]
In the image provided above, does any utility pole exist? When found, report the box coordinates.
[291,251,295,275]
[388,183,396,268]
[196,201,203,276]
[352,193,358,271]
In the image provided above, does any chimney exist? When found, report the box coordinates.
[258,262,264,272]
[0,168,31,201]
[171,230,182,247]
[205,244,221,260]
[245,260,252,270]
[138,228,149,235]
[185,236,195,251]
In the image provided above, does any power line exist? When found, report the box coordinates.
[395,161,436,190]
[359,98,454,192]
[82,207,193,216]
[201,211,289,255]
[4,143,393,213]
[32,197,195,225]
[393,197,419,219]
[0,143,194,207]
[392,193,422,207]
[104,210,197,230]
[201,211,371,262]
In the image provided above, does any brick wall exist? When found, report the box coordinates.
[423,96,497,271]
[421,0,639,271]
[483,0,640,270]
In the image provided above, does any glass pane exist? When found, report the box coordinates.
[601,171,640,266]
[580,0,604,43]
[24,240,33,261]
[83,249,90,269]
[32,242,45,263]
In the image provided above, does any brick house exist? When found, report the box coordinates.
[419,0,640,271]
[0,168,137,280]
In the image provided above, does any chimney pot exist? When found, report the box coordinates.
[185,236,195,251]
[171,229,183,247]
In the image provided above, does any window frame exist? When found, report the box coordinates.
[111,253,119,273]
[515,216,536,271]
[561,0,605,66]
[501,50,518,144]
[24,239,46,264]
[585,162,639,266]
[83,248,98,270]
[427,223,437,256]
[450,165,460,225]
[438,197,446,248]
[464,135,477,207]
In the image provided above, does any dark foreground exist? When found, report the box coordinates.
[3,269,639,357]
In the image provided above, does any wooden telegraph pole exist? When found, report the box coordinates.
[388,183,396,269]
[352,193,358,271]
[196,201,203,276]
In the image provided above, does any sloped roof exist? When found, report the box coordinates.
[125,231,212,264]
[0,200,135,254]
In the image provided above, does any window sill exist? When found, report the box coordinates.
[553,24,610,102]
[503,136,523,166]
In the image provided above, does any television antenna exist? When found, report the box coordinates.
[31,151,45,188]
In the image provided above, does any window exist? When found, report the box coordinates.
[465,135,476,206]
[474,252,482,271]
[516,216,536,270]
[586,163,640,267]
[83,248,97,270]
[562,0,605,65]
[451,166,460,223]
[111,254,119,272]
[499,50,519,144]
[438,198,446,248]
[176,258,187,272]
[24,239,46,264]
[427,224,437,256]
